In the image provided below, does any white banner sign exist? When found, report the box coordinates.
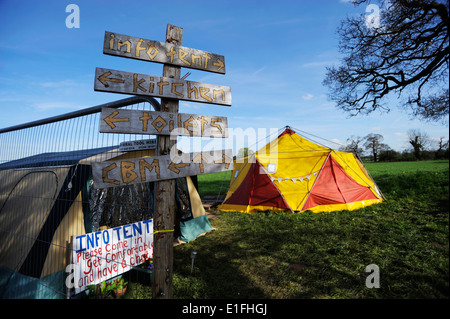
[70,219,153,294]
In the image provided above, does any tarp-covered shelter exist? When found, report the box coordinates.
[0,147,211,299]
[219,128,384,213]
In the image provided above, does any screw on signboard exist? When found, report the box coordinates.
[190,251,197,274]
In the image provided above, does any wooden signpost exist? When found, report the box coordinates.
[100,108,228,137]
[93,24,231,299]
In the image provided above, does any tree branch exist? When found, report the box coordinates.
[323,0,449,121]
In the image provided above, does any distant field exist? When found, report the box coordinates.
[365,160,449,176]
[197,160,449,198]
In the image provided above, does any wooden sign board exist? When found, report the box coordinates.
[92,149,233,188]
[94,68,231,106]
[100,108,228,138]
[119,139,157,152]
[103,31,226,74]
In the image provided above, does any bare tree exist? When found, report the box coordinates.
[364,133,389,161]
[323,0,449,122]
[435,136,449,158]
[341,135,364,156]
[437,136,449,151]
[408,129,430,159]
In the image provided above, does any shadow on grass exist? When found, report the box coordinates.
[171,167,449,299]
[172,211,377,299]
[173,230,268,299]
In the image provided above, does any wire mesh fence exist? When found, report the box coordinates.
[0,96,165,299]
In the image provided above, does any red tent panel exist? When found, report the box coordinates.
[223,161,291,209]
[302,155,378,210]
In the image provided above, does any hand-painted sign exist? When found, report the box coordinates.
[100,108,228,138]
[103,31,226,74]
[70,219,153,294]
[119,139,157,152]
[92,149,233,188]
[94,68,231,106]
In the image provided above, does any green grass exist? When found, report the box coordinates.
[130,160,449,299]
[364,160,449,175]
[197,170,232,197]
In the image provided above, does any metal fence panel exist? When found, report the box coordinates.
[0,96,161,299]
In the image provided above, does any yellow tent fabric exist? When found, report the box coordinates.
[219,128,384,213]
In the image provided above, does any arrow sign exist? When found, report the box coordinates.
[103,110,129,129]
[214,153,233,169]
[103,31,226,74]
[99,108,228,138]
[192,154,208,173]
[168,161,191,174]
[97,71,125,87]
[213,59,225,72]
[92,149,234,188]
[94,68,231,106]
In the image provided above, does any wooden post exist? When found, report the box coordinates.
[152,24,183,299]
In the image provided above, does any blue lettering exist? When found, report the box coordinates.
[113,227,122,241]
[102,230,110,244]
[86,233,94,250]
[95,231,102,247]
[132,222,142,236]
[75,234,86,253]
[123,224,132,239]
[143,219,152,233]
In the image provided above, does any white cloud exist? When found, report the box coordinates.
[39,80,79,88]
[395,132,408,138]
[330,138,345,147]
[302,93,314,100]
[33,101,86,111]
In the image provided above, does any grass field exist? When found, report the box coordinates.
[196,170,232,198]
[128,160,449,299]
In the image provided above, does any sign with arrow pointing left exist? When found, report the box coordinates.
[99,107,228,138]
[94,68,231,106]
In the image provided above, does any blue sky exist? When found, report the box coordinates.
[0,0,448,154]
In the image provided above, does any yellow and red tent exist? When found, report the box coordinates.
[219,128,384,213]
